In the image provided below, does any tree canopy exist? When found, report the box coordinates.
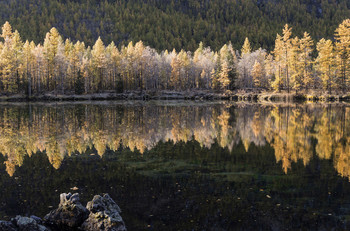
[0,19,349,95]
[0,0,349,51]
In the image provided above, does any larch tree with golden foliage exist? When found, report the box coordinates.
[1,21,12,40]
[91,37,106,92]
[316,39,336,94]
[335,19,350,93]
[43,27,63,92]
[252,60,264,88]
[239,38,251,88]
[22,40,35,97]
[289,36,303,92]
[0,37,16,93]
[299,32,314,90]
[0,20,349,96]
[282,24,293,93]
[241,37,251,56]
[272,34,284,92]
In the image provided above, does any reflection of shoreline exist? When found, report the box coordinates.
[0,103,350,181]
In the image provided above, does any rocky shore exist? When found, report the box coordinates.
[0,193,126,231]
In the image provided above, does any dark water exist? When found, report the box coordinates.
[1,101,350,230]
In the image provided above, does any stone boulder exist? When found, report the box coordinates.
[44,192,89,229]
[81,194,126,231]
[0,216,50,231]
[0,220,17,231]
[12,216,50,231]
[0,193,126,231]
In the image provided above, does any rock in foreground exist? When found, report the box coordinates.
[81,194,126,231]
[44,192,89,228]
[0,193,126,231]
[0,216,50,231]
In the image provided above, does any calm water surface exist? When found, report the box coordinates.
[1,101,350,230]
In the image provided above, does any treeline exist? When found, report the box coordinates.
[0,20,349,96]
[1,0,350,51]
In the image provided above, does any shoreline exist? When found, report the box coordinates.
[0,91,349,103]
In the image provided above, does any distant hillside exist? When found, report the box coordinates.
[1,0,349,51]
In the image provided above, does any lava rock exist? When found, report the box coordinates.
[44,192,89,229]
[81,194,126,231]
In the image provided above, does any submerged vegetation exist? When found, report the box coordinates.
[0,19,349,96]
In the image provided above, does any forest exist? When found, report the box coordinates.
[1,0,350,51]
[0,19,349,96]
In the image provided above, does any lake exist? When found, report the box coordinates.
[0,101,350,230]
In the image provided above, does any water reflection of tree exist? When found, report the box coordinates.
[2,103,350,180]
